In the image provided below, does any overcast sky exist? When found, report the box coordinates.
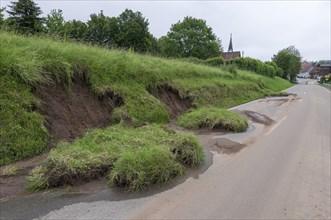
[1,0,330,61]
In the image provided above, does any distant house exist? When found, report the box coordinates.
[311,60,331,78]
[221,34,241,61]
[298,62,314,78]
[319,60,331,76]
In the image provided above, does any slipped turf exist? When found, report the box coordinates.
[26,124,203,191]
[1,31,292,190]
[177,107,248,132]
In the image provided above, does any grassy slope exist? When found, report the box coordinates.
[0,32,292,190]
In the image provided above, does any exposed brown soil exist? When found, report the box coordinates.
[35,78,123,146]
[0,78,124,201]
[240,110,274,126]
[151,85,193,119]
[0,155,45,201]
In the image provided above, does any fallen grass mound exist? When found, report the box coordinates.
[26,124,203,191]
[1,31,292,165]
[177,107,248,132]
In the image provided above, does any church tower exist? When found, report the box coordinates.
[228,33,233,52]
[221,33,241,61]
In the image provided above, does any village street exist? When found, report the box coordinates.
[1,81,330,219]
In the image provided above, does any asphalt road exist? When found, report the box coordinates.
[127,83,331,219]
[1,82,330,219]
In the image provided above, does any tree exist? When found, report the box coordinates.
[272,46,301,81]
[0,7,5,27]
[6,0,43,34]
[44,9,65,37]
[159,16,221,59]
[264,61,283,77]
[115,9,153,52]
[85,10,118,46]
[64,19,87,41]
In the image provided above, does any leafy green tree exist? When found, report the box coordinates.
[44,9,65,37]
[265,61,283,77]
[6,0,43,34]
[85,10,118,46]
[0,7,5,27]
[64,19,87,41]
[115,9,153,52]
[145,33,159,54]
[272,46,301,81]
[159,16,221,59]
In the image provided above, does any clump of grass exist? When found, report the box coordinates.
[1,165,18,176]
[26,166,48,191]
[177,107,248,132]
[166,131,204,167]
[26,124,203,191]
[109,146,184,191]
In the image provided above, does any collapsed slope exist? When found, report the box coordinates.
[0,32,292,190]
[35,78,123,146]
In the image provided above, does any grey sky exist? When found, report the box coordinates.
[1,0,330,61]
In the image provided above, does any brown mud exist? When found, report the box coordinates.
[240,110,274,125]
[198,134,246,155]
[151,85,193,118]
[0,155,45,201]
[1,78,123,200]
[35,78,123,146]
[1,86,295,201]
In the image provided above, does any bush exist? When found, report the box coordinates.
[177,107,248,132]
[204,57,225,67]
[180,57,205,65]
[228,57,278,77]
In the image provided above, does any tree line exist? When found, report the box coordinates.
[0,0,221,58]
[0,0,301,81]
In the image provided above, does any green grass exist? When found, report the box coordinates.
[320,83,331,91]
[1,30,292,185]
[0,74,47,165]
[1,165,19,176]
[26,124,203,191]
[177,107,248,132]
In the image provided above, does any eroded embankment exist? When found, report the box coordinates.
[35,78,123,146]
[151,85,193,118]
[1,78,124,199]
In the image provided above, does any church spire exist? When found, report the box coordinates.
[228,33,233,52]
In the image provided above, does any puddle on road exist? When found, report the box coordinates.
[215,138,247,154]
[240,110,274,126]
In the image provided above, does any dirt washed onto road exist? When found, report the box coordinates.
[1,77,124,200]
[5,91,324,220]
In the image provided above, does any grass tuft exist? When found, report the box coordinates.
[109,146,184,191]
[26,124,203,191]
[177,107,248,132]
[1,165,18,176]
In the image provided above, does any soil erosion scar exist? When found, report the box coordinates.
[35,78,123,146]
[150,85,193,119]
